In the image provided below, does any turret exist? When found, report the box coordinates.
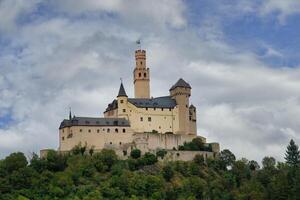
[189,104,197,135]
[134,49,150,98]
[170,78,191,134]
[117,82,129,119]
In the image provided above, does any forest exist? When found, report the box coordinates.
[0,139,299,200]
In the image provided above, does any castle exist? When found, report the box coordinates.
[52,49,220,160]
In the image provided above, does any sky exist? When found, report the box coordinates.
[0,0,300,163]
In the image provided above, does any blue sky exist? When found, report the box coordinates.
[0,0,300,162]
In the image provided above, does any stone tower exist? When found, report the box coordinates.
[134,49,150,98]
[117,82,128,119]
[170,78,191,134]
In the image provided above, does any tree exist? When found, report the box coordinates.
[262,156,276,170]
[193,154,205,166]
[219,149,236,169]
[2,152,28,173]
[162,165,174,181]
[140,153,157,165]
[130,149,141,159]
[92,149,117,172]
[156,149,167,159]
[285,139,300,167]
[248,160,260,171]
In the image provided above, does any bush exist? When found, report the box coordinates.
[162,165,174,181]
[141,153,157,165]
[92,149,117,172]
[130,149,141,159]
[156,150,167,159]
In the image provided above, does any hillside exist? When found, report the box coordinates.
[0,140,299,200]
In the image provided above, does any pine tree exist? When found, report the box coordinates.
[285,139,300,167]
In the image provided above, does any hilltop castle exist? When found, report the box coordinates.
[53,49,219,160]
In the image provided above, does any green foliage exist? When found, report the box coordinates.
[193,154,205,166]
[262,156,276,170]
[220,149,236,169]
[130,149,141,159]
[92,149,117,172]
[285,139,300,167]
[156,149,167,159]
[2,152,27,173]
[1,139,300,200]
[162,165,174,181]
[178,138,212,151]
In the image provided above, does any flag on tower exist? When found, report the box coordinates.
[136,39,141,45]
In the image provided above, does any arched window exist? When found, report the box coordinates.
[123,129,126,133]
[139,73,141,77]
[144,73,147,77]
[107,128,110,133]
[115,128,118,133]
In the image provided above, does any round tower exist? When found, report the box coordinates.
[134,49,150,99]
[170,78,191,135]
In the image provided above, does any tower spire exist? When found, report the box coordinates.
[117,82,128,97]
[69,107,72,120]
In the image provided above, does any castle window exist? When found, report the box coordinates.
[123,109,126,113]
[80,129,82,132]
[119,142,122,145]
[159,126,161,129]
[186,105,188,108]
[110,142,112,144]
[140,117,143,121]
[97,129,100,133]
[161,108,164,111]
[139,73,141,77]
[189,116,192,120]
[107,128,110,133]
[123,129,126,133]
[153,108,156,111]
[169,108,171,111]
[140,61,143,65]
[120,100,124,103]
[146,108,148,111]
[62,137,65,141]
[88,129,91,133]
[144,73,146,77]
[148,117,151,122]
[62,129,64,133]
[115,128,118,133]
[103,128,105,131]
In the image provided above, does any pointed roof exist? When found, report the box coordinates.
[117,83,128,97]
[69,108,72,120]
[169,78,191,91]
[189,104,196,109]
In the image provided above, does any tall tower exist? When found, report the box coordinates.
[170,78,191,134]
[134,49,150,98]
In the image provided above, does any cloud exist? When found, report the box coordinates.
[50,0,186,29]
[261,0,300,23]
[0,1,299,164]
[0,0,39,32]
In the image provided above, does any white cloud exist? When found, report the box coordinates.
[261,0,300,23]
[0,0,39,32]
[50,0,186,29]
